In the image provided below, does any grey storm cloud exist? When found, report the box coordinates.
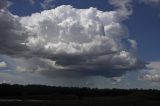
[0,9,28,57]
[0,0,146,78]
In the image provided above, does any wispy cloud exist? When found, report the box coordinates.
[40,0,56,10]
[0,0,12,9]
[29,0,35,5]
[140,0,160,5]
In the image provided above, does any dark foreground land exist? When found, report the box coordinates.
[0,84,160,106]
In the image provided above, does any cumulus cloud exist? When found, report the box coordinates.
[40,0,56,10]
[0,1,146,78]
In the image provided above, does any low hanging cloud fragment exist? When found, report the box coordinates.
[0,0,146,78]
[139,62,160,82]
[0,61,7,68]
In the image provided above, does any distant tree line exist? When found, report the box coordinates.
[0,83,160,100]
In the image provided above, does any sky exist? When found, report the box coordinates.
[0,0,160,89]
